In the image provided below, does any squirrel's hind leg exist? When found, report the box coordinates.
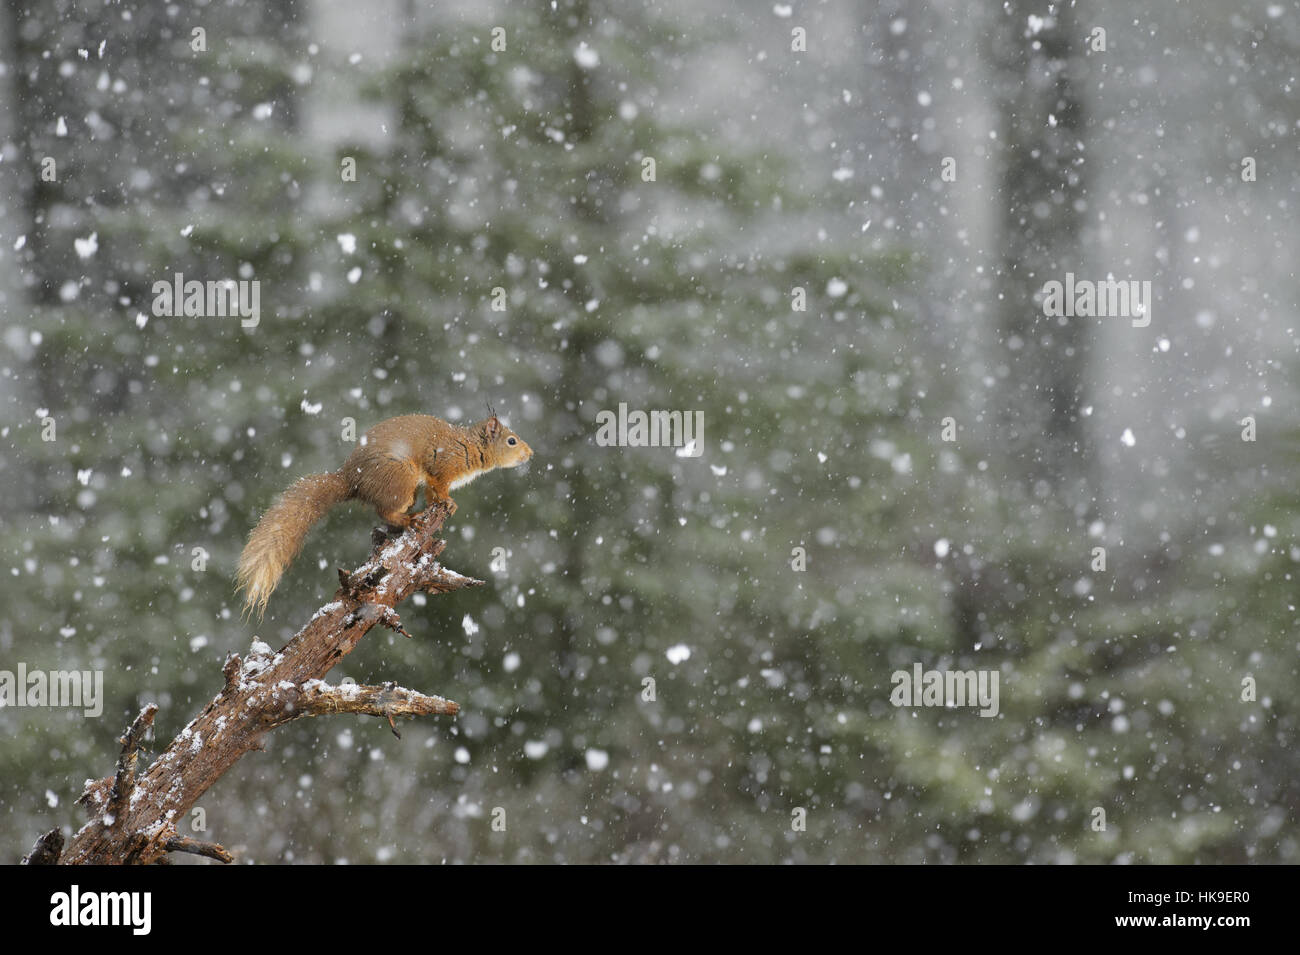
[377,508,413,528]
[358,456,420,528]
[421,471,458,515]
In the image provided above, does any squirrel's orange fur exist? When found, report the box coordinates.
[235,413,533,619]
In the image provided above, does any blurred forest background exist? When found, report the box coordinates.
[1,0,1297,863]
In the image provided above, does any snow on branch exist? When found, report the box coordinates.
[25,503,477,866]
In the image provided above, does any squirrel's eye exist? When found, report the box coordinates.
[507,437,517,445]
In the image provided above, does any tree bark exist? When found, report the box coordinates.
[988,0,1096,497]
[25,503,475,865]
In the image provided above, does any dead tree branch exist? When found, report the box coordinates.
[27,503,479,865]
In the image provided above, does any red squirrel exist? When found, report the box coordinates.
[236,412,533,618]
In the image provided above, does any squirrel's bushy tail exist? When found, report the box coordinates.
[236,471,351,619]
